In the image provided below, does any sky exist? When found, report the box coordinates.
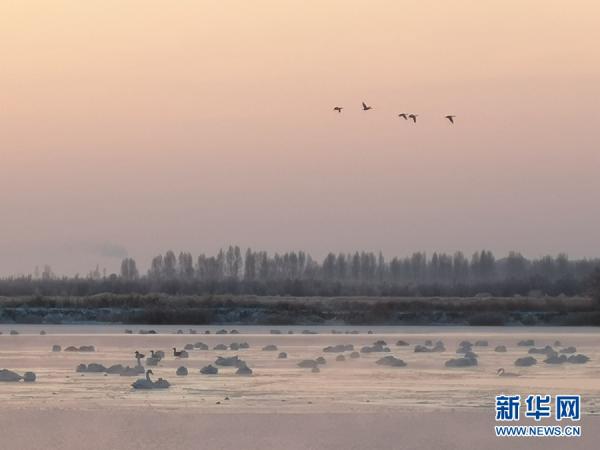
[0,0,599,276]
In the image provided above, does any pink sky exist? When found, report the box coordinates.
[1,1,599,275]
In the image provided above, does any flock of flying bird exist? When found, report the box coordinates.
[333,102,456,124]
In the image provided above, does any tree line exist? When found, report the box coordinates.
[0,247,598,298]
[126,248,597,285]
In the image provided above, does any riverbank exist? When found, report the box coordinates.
[0,294,598,326]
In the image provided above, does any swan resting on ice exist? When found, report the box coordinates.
[497,368,520,377]
[132,369,170,389]
[0,369,23,382]
[23,372,36,382]
[0,369,37,382]
[200,364,218,374]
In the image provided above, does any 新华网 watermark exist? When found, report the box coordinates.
[494,394,581,437]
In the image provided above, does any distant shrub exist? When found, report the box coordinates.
[562,312,600,326]
[467,312,507,326]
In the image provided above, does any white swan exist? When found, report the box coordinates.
[0,369,22,382]
[132,369,154,389]
[146,354,161,366]
[235,364,253,376]
[200,365,218,375]
[23,372,36,382]
[497,368,520,377]
[153,377,170,388]
[106,364,125,374]
[132,369,170,389]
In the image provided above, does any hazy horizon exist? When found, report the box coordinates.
[1,1,599,276]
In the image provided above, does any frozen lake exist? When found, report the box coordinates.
[1,325,599,449]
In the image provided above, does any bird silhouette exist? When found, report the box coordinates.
[408,114,418,123]
[398,113,408,120]
[333,107,343,113]
[445,115,456,124]
[362,102,372,111]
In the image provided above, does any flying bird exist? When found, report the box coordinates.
[398,113,408,120]
[408,114,418,123]
[445,115,456,124]
[362,102,372,111]
[333,107,343,113]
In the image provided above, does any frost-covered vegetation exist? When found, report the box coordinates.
[0,294,598,326]
[2,248,599,298]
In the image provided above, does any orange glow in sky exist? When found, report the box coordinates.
[0,1,599,274]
